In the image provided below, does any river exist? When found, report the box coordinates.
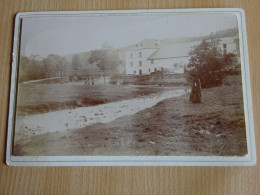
[15,87,189,140]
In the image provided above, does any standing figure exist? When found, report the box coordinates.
[190,76,202,103]
[87,77,90,85]
[91,76,94,85]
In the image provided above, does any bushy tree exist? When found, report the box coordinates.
[188,39,226,88]
[19,55,46,82]
[19,54,69,82]
[71,54,81,73]
[43,54,67,77]
[88,49,120,72]
[29,56,45,80]
[19,56,31,82]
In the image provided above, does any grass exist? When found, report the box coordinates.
[110,73,188,86]
[16,83,167,116]
[14,75,247,156]
[16,73,188,115]
[72,76,247,156]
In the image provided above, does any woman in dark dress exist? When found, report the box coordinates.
[190,75,202,103]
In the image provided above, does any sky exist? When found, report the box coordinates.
[20,12,238,58]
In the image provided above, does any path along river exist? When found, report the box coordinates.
[15,87,189,140]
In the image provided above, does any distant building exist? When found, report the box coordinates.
[125,48,158,75]
[125,35,240,75]
[219,35,240,63]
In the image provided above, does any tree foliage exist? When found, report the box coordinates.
[188,39,235,88]
[19,54,68,82]
[43,54,67,74]
[71,54,81,72]
[19,56,45,82]
[88,49,120,72]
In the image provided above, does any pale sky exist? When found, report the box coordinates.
[20,13,238,58]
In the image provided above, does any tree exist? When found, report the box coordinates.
[188,39,226,88]
[19,55,46,82]
[71,54,81,73]
[28,56,45,80]
[19,56,31,82]
[19,54,69,82]
[43,54,67,77]
[88,49,120,72]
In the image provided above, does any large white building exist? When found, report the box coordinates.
[125,35,240,75]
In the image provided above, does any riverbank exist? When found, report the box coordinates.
[14,76,247,156]
[16,84,168,116]
[14,87,188,142]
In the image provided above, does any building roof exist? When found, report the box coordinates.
[127,34,239,60]
[148,41,201,60]
[128,39,160,51]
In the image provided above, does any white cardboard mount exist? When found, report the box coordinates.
[6,8,256,166]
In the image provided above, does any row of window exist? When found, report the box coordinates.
[129,60,154,67]
[130,52,142,58]
[130,61,142,67]
[133,70,143,75]
[132,67,164,74]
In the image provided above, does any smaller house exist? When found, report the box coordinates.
[147,41,202,74]
[219,35,240,63]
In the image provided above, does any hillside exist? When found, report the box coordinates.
[21,27,239,79]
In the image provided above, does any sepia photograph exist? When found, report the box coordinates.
[6,9,256,165]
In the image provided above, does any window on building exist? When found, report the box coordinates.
[139,61,142,66]
[154,68,157,72]
[149,69,150,72]
[130,62,133,67]
[223,44,227,55]
[130,53,133,58]
[133,70,136,74]
[151,59,154,64]
[139,70,142,75]
[139,52,142,58]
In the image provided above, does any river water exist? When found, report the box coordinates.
[15,87,188,138]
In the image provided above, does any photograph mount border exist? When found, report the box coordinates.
[6,8,256,166]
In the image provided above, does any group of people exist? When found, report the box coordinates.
[84,76,94,85]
